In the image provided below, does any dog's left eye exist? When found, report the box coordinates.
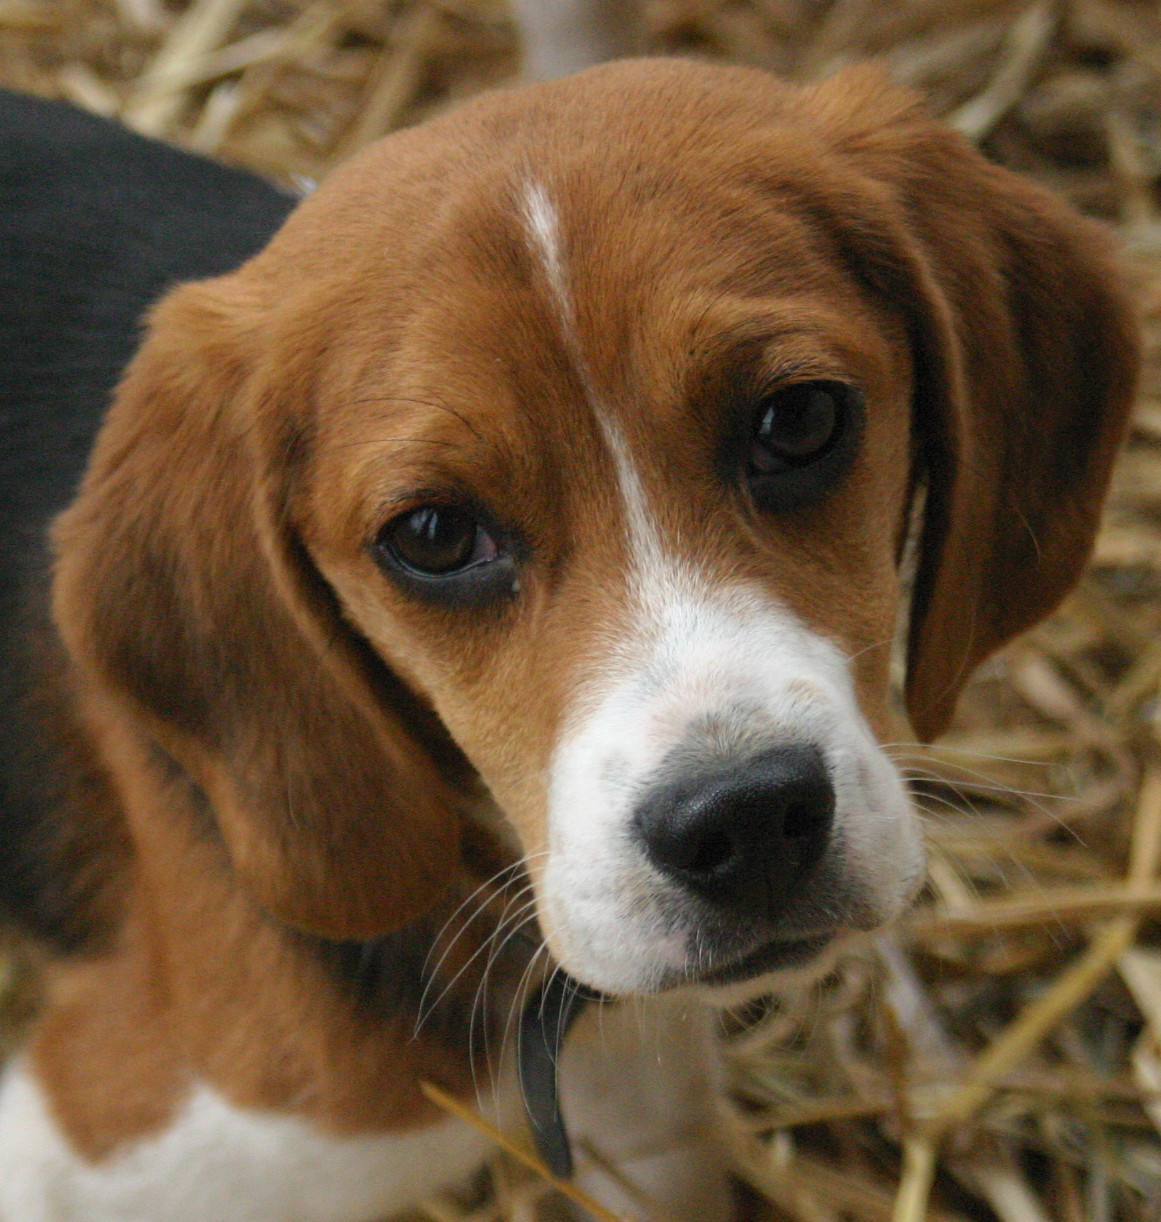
[378,504,498,577]
[750,381,849,472]
[743,380,864,510]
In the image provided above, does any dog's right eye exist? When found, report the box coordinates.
[373,501,520,607]
[379,504,497,576]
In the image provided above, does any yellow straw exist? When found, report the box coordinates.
[419,1081,637,1222]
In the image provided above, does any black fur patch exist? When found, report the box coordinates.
[0,88,295,952]
[313,872,541,1062]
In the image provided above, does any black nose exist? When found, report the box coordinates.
[633,745,835,920]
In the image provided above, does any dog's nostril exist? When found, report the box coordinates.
[686,828,735,876]
[782,800,817,840]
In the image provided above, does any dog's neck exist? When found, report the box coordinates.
[27,697,543,1157]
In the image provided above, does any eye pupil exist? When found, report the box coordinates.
[383,504,481,575]
[752,381,843,472]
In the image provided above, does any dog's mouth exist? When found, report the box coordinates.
[690,931,834,988]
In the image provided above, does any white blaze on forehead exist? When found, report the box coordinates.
[519,179,671,588]
[521,181,571,332]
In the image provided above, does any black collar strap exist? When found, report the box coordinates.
[518,972,601,1178]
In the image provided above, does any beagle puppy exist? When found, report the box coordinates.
[0,58,1138,1222]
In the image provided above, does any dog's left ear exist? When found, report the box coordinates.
[805,67,1140,741]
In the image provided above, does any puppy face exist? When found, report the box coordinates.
[289,92,927,995]
[58,61,1135,993]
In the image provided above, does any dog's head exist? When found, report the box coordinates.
[54,61,1137,995]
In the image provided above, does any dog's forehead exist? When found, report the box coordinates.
[256,60,846,300]
[306,180,904,553]
[297,127,897,456]
[261,72,915,484]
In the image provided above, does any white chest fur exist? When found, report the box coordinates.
[0,1058,498,1222]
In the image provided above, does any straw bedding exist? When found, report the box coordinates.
[3,2,1161,1218]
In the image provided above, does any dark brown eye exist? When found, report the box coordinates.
[750,381,847,474]
[740,380,864,512]
[380,504,497,576]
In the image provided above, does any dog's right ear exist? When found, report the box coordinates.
[53,275,462,941]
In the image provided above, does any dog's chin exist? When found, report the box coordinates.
[702,932,834,983]
[682,932,841,1006]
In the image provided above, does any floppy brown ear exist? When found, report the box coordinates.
[807,67,1140,741]
[52,276,462,940]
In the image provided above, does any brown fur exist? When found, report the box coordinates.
[26,59,1137,1156]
